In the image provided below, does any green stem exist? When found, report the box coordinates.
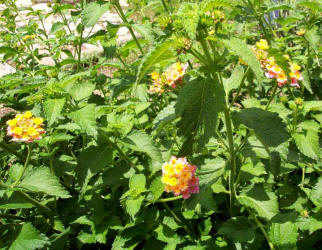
[101,131,139,172]
[47,147,55,174]
[292,105,298,133]
[265,81,279,110]
[189,49,208,65]
[244,0,270,41]
[198,31,213,65]
[155,195,182,203]
[161,0,168,12]
[0,181,53,216]
[246,206,275,250]
[0,142,33,164]
[0,213,26,220]
[16,190,53,216]
[234,131,251,155]
[77,26,84,72]
[230,67,251,106]
[114,1,144,54]
[13,144,32,187]
[215,131,229,151]
[300,166,305,186]
[0,181,10,189]
[224,107,237,215]
[286,82,296,100]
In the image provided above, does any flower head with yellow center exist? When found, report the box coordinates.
[149,62,188,95]
[6,111,45,143]
[161,156,199,199]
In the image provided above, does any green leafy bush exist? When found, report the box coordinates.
[0,0,321,249]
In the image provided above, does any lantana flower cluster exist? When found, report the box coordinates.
[149,62,188,95]
[6,111,45,143]
[252,39,303,88]
[161,156,199,199]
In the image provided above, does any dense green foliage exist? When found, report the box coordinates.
[0,0,321,249]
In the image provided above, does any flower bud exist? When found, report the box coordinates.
[295,98,304,106]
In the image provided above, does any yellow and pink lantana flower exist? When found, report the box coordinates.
[149,62,188,95]
[161,156,199,199]
[252,39,303,88]
[6,111,45,143]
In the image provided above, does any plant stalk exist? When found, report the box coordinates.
[246,206,275,250]
[161,0,168,12]
[13,144,32,187]
[156,195,182,203]
[230,67,251,106]
[265,81,279,110]
[0,181,53,216]
[114,1,144,54]
[224,107,237,215]
[16,190,53,216]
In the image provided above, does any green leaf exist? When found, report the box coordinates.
[77,232,96,244]
[238,184,279,220]
[135,40,175,86]
[232,108,289,147]
[175,77,225,155]
[57,71,88,88]
[69,104,97,137]
[303,101,322,115]
[125,196,145,219]
[265,4,292,12]
[223,37,264,82]
[184,187,217,213]
[292,131,319,160]
[153,102,177,133]
[82,1,110,27]
[154,223,182,244]
[65,81,95,101]
[149,177,164,202]
[44,98,66,126]
[0,46,18,55]
[198,158,225,188]
[301,69,313,94]
[0,192,34,209]
[19,167,71,198]
[9,223,49,250]
[129,174,146,196]
[297,1,321,12]
[78,145,113,186]
[305,27,319,52]
[298,120,320,132]
[296,213,322,234]
[310,177,322,208]
[269,222,298,250]
[218,217,255,243]
[134,102,151,115]
[176,3,199,39]
[223,65,244,98]
[202,0,234,10]
[132,23,154,44]
[122,130,163,162]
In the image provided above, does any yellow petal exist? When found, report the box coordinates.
[24,111,33,119]
[33,117,44,125]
